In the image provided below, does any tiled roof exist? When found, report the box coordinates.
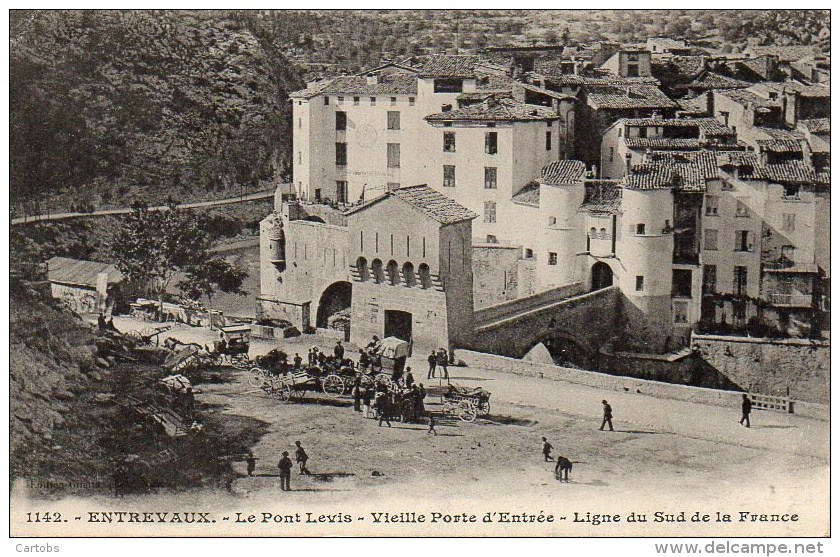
[677,94,710,115]
[425,97,558,122]
[749,81,830,99]
[511,182,541,206]
[716,154,825,185]
[411,54,488,78]
[580,181,622,214]
[534,72,659,87]
[679,71,752,90]
[717,88,777,109]
[626,150,720,192]
[744,45,818,63]
[738,56,778,81]
[587,84,677,110]
[517,81,578,101]
[625,138,702,150]
[716,152,769,179]
[46,257,123,287]
[345,185,478,225]
[619,117,732,135]
[800,118,830,134]
[457,91,512,102]
[540,160,587,185]
[652,55,706,79]
[755,126,804,140]
[290,74,417,99]
[756,140,804,153]
[763,161,821,185]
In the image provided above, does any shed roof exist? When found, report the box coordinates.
[46,257,123,287]
[540,160,587,185]
[345,185,478,225]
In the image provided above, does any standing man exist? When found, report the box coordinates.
[352,378,362,412]
[294,441,311,475]
[427,350,437,379]
[245,451,257,477]
[600,400,614,431]
[334,340,345,361]
[542,437,554,461]
[740,394,753,428]
[277,451,292,491]
[428,414,438,436]
[437,348,449,381]
[555,455,573,482]
[404,367,415,389]
[293,353,303,369]
[376,391,392,427]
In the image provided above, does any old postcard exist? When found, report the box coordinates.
[8,7,830,539]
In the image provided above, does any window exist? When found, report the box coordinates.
[370,97,376,106]
[608,147,614,162]
[337,96,344,103]
[705,196,719,216]
[485,132,498,154]
[335,142,347,166]
[387,182,400,191]
[599,228,607,240]
[783,184,800,199]
[484,167,497,189]
[356,257,369,282]
[782,213,796,232]
[371,259,384,283]
[635,276,645,291]
[335,111,347,130]
[486,235,498,244]
[433,78,463,93]
[548,216,557,226]
[638,127,648,138]
[402,262,416,287]
[548,252,558,266]
[443,165,456,187]
[545,131,552,151]
[390,97,397,106]
[484,201,497,223]
[443,132,456,152]
[418,263,431,289]
[298,151,302,165]
[781,245,795,261]
[674,300,689,324]
[734,230,752,252]
[314,188,321,200]
[636,223,646,235]
[627,64,639,78]
[387,143,400,168]
[386,260,399,285]
[336,181,348,203]
[704,229,719,251]
[590,227,597,238]
[736,197,749,217]
[387,111,401,130]
[353,96,360,105]
[702,264,717,295]
[298,117,302,129]
[733,266,748,295]
[324,96,330,105]
[618,127,622,137]
[672,269,692,297]
[408,97,415,106]
[524,248,534,259]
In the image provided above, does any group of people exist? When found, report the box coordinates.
[350,375,429,426]
[243,441,311,491]
[426,348,452,380]
[541,437,573,482]
[97,313,118,332]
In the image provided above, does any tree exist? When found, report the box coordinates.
[177,257,248,316]
[111,202,223,315]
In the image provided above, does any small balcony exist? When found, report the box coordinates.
[767,293,813,308]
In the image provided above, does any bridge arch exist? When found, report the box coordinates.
[315,280,352,329]
[529,329,596,368]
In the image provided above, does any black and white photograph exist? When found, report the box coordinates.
[6,4,832,542]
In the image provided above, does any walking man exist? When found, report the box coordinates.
[295,441,311,475]
[376,392,392,427]
[245,451,257,477]
[277,451,292,491]
[352,378,362,412]
[362,388,372,419]
[740,393,752,428]
[428,414,438,436]
[437,348,449,380]
[555,455,573,482]
[600,400,614,431]
[427,350,437,379]
[542,437,554,461]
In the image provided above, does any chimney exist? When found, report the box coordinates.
[783,89,800,127]
[801,139,813,168]
[757,147,769,167]
[366,75,378,86]
[625,152,632,175]
[705,90,714,116]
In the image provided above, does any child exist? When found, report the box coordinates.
[428,415,438,436]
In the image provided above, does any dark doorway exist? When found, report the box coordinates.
[542,336,592,369]
[384,310,412,341]
[316,281,352,330]
[591,262,614,291]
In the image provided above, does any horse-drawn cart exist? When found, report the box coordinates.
[442,384,491,423]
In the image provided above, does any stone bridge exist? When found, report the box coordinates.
[467,285,621,365]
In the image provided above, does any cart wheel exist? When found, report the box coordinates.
[375,373,391,387]
[359,374,375,389]
[127,330,142,342]
[479,400,490,416]
[457,400,477,423]
[277,385,292,402]
[248,368,265,387]
[230,353,251,370]
[322,375,345,397]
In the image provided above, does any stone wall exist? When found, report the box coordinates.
[461,350,828,421]
[472,245,521,310]
[474,281,586,326]
[691,333,830,404]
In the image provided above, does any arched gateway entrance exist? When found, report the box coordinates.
[591,261,614,291]
[316,281,352,338]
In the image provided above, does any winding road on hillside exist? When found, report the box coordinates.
[11,189,276,226]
